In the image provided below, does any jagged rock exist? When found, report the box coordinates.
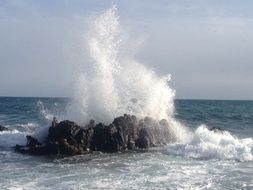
[15,145,28,154]
[112,114,139,150]
[209,127,224,133]
[59,138,83,156]
[52,117,59,128]
[91,123,119,152]
[0,125,9,131]
[15,114,175,156]
[26,135,41,147]
[136,117,175,148]
[84,120,95,151]
[135,128,150,148]
[15,136,47,155]
[47,120,89,155]
[48,120,83,143]
[47,141,59,154]
[128,137,135,150]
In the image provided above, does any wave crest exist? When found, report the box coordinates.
[166,125,253,162]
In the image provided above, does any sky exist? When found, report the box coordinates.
[0,0,253,100]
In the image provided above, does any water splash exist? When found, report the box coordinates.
[36,6,253,162]
[65,6,253,162]
[37,100,54,121]
[166,125,253,161]
[67,5,175,124]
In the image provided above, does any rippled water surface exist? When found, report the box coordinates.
[0,97,252,189]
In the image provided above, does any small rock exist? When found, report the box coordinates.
[0,125,9,131]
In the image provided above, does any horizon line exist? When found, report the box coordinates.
[0,95,252,101]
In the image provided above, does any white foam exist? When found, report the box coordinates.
[21,122,50,143]
[166,125,253,162]
[19,122,39,133]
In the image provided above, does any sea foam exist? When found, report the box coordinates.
[166,125,253,161]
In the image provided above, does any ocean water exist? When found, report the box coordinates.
[0,97,252,190]
[1,5,253,190]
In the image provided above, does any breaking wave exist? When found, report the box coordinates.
[66,5,175,125]
[0,122,49,147]
[166,125,253,162]
[64,6,252,162]
[1,6,250,163]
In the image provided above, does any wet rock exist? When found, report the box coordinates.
[15,136,47,155]
[48,120,83,143]
[91,123,119,152]
[0,125,9,131]
[47,141,59,154]
[52,117,59,128]
[28,145,49,156]
[112,114,139,151]
[15,114,175,156]
[59,139,83,156]
[128,137,135,150]
[135,128,150,149]
[209,127,224,133]
[26,135,41,147]
[47,120,89,155]
[135,117,175,148]
[15,145,28,154]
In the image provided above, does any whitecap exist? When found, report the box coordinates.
[166,125,253,162]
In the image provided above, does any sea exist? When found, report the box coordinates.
[0,97,252,190]
[1,5,253,190]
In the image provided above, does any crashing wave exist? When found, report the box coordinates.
[166,125,253,162]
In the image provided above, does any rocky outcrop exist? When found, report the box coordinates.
[15,135,47,155]
[15,114,175,156]
[0,125,9,131]
[91,115,139,152]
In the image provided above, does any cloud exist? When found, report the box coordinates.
[0,1,252,99]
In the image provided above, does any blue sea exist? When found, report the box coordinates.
[0,97,252,190]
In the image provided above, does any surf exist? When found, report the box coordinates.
[66,5,175,125]
[0,6,252,162]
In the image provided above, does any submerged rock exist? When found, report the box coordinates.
[15,114,175,156]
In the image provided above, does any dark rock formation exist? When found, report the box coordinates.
[15,114,175,156]
[91,114,139,152]
[0,125,9,131]
[209,127,224,133]
[15,135,47,155]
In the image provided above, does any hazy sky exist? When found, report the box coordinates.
[0,0,253,100]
